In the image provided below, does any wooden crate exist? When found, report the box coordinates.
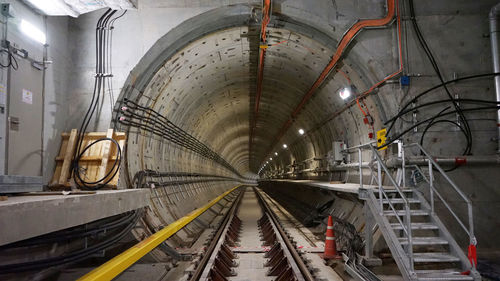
[50,129,126,189]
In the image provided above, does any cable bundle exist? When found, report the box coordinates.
[72,9,126,190]
[380,0,500,167]
[0,209,142,274]
[118,99,243,178]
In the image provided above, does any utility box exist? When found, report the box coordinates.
[331,141,345,162]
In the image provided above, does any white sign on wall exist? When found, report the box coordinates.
[0,83,6,105]
[22,89,32,105]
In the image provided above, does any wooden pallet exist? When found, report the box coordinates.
[50,129,126,189]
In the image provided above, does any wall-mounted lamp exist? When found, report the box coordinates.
[339,87,351,100]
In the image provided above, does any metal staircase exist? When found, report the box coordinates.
[346,142,480,281]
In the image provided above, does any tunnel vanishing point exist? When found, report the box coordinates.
[0,1,500,281]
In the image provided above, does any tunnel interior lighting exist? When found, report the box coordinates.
[282,144,287,149]
[20,19,46,44]
[298,129,305,135]
[339,87,351,100]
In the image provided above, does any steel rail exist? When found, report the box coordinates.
[77,185,243,281]
[254,187,315,281]
[191,188,245,280]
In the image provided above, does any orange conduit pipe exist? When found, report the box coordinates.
[250,0,271,153]
[296,0,404,138]
[261,0,397,162]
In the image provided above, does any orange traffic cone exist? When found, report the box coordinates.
[323,216,341,259]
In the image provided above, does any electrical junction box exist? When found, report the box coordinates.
[1,4,16,18]
[332,141,345,162]
[400,75,410,86]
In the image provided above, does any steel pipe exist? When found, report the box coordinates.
[490,3,500,153]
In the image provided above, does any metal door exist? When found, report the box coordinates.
[7,59,43,176]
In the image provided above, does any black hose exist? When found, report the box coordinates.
[419,119,468,172]
[73,137,122,189]
[405,0,473,155]
[72,9,125,190]
[0,210,142,274]
[379,105,500,150]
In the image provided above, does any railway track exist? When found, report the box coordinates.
[183,186,317,281]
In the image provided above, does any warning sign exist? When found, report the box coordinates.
[22,89,32,104]
[376,128,387,150]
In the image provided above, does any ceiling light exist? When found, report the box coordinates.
[274,152,278,156]
[20,19,46,44]
[339,87,351,100]
[282,144,287,149]
[270,158,273,160]
[25,0,136,17]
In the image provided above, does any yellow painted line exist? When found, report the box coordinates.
[78,185,242,281]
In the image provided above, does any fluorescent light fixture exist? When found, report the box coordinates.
[339,87,351,100]
[298,129,305,135]
[20,19,46,44]
[282,144,287,149]
[274,152,278,156]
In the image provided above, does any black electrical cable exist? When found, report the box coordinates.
[385,72,500,134]
[419,119,468,172]
[119,99,243,177]
[408,0,473,155]
[73,138,122,189]
[0,210,142,274]
[386,98,500,124]
[72,9,124,190]
[379,105,500,150]
[0,48,18,70]
[0,210,137,249]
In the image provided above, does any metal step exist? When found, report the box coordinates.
[382,198,421,204]
[376,189,414,194]
[390,223,439,230]
[384,209,429,216]
[416,271,474,281]
[398,237,448,245]
[413,252,460,263]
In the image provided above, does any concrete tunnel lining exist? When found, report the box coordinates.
[112,4,393,251]
[114,4,386,181]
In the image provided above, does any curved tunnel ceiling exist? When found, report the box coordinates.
[115,4,393,180]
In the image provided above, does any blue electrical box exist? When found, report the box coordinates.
[400,75,410,86]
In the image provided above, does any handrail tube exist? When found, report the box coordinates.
[369,146,414,271]
[342,141,377,151]
[77,185,242,281]
[369,146,410,206]
[381,189,409,236]
[405,144,472,205]
[489,3,500,152]
[359,148,363,189]
[404,143,475,244]
[431,185,470,235]
[428,160,434,214]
